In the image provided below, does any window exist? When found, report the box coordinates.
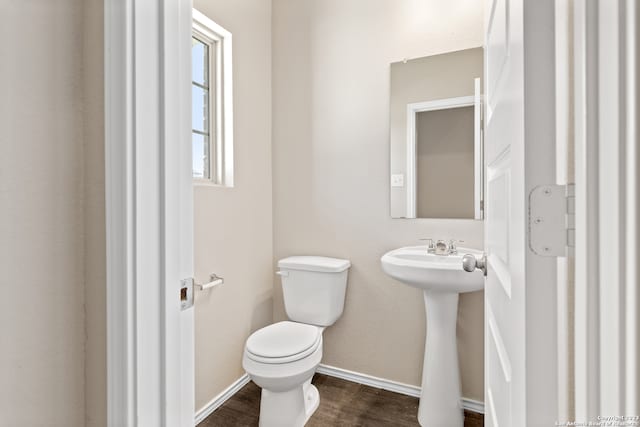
[192,9,233,185]
[191,36,211,179]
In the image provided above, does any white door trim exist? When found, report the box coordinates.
[554,0,573,422]
[622,1,639,413]
[573,0,639,420]
[105,1,135,423]
[105,0,194,425]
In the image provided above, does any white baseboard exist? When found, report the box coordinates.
[195,373,251,425]
[460,396,485,414]
[316,364,485,415]
[316,364,422,398]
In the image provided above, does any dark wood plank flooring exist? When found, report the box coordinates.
[199,374,483,427]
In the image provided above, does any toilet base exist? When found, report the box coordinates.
[258,379,320,427]
[303,379,320,420]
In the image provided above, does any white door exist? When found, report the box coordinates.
[483,0,559,425]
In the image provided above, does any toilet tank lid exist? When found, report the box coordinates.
[278,256,351,273]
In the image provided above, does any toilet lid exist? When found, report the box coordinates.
[278,256,350,273]
[246,321,321,363]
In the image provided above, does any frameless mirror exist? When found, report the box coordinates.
[389,48,484,219]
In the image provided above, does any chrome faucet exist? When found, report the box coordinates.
[420,238,463,255]
[435,240,449,255]
[420,238,436,253]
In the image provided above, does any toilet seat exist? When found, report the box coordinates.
[246,321,322,364]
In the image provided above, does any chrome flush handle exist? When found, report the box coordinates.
[462,254,487,276]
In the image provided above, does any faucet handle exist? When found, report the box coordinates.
[419,238,435,252]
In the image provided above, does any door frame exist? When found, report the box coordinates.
[573,0,639,420]
[105,0,194,425]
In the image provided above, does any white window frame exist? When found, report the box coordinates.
[192,9,234,186]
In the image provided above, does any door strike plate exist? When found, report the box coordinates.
[180,278,194,310]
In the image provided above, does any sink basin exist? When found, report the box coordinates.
[380,245,485,427]
[381,246,484,292]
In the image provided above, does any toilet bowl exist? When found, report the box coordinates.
[242,256,350,427]
[242,321,324,426]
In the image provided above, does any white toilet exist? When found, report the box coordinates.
[242,256,350,427]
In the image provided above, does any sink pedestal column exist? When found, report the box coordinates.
[418,290,463,427]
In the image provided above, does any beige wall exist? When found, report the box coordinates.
[416,106,475,218]
[389,48,483,218]
[193,0,274,412]
[0,1,86,425]
[272,0,485,401]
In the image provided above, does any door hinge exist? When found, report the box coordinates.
[528,184,575,257]
[180,278,194,310]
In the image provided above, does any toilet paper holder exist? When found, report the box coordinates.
[197,273,224,291]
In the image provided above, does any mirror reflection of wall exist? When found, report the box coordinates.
[389,48,484,220]
[416,106,475,218]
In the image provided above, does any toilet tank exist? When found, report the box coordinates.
[278,256,351,326]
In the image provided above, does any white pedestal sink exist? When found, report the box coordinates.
[380,246,484,427]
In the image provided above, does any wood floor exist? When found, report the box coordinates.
[199,374,484,427]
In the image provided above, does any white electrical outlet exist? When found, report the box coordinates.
[391,174,404,187]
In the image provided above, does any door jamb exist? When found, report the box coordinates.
[573,0,639,419]
[104,0,194,425]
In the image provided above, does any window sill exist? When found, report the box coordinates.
[193,180,233,189]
